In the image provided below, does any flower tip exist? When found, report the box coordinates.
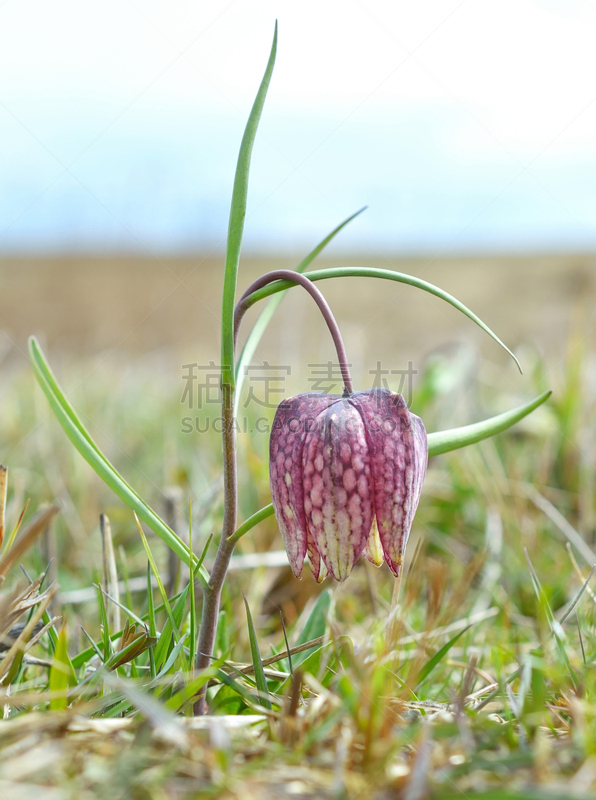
[386,558,403,578]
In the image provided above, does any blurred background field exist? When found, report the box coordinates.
[2,253,595,360]
[1,252,596,797]
[2,250,595,567]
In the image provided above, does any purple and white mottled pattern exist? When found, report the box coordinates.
[349,389,427,577]
[269,388,427,581]
[269,392,337,579]
[302,399,374,581]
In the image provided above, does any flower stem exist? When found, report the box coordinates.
[235,270,354,395]
[194,270,352,714]
[193,383,237,715]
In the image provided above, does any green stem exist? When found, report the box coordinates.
[194,24,277,714]
[194,384,237,714]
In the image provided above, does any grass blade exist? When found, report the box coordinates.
[415,626,471,687]
[28,336,209,589]
[559,563,596,624]
[96,584,113,662]
[106,674,188,747]
[292,590,331,668]
[71,586,190,670]
[165,659,223,713]
[242,591,272,710]
[49,625,74,710]
[146,561,157,680]
[524,548,577,688]
[155,633,188,680]
[221,22,277,389]
[135,515,180,650]
[153,585,190,671]
[188,502,196,672]
[0,465,6,550]
[215,667,269,711]
[2,498,30,554]
[104,626,157,671]
[100,513,120,633]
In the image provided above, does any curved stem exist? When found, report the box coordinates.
[234,270,354,395]
[237,266,522,374]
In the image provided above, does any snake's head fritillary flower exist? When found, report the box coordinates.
[269,389,427,582]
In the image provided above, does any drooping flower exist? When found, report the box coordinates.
[269,388,427,582]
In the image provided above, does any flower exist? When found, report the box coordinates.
[269,388,427,582]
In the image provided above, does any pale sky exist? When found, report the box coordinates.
[1,0,595,253]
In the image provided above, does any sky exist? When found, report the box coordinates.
[1,0,595,255]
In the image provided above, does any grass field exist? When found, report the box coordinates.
[0,256,596,798]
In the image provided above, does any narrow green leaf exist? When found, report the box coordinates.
[214,609,230,658]
[230,392,552,540]
[102,697,134,718]
[155,633,188,681]
[40,607,58,654]
[135,515,181,657]
[2,649,25,687]
[230,503,277,544]
[215,668,261,709]
[239,266,523,372]
[524,549,577,688]
[49,625,74,710]
[165,660,224,713]
[427,390,552,456]
[559,562,595,624]
[187,502,196,672]
[234,207,366,413]
[79,625,104,663]
[104,631,156,671]
[146,562,156,639]
[242,591,272,710]
[119,549,134,620]
[287,643,328,686]
[98,585,145,628]
[28,337,209,589]
[2,498,30,554]
[153,584,190,671]
[107,675,187,739]
[221,23,277,389]
[71,586,190,670]
[207,683,248,715]
[189,531,213,672]
[274,592,332,686]
[96,584,113,662]
[415,626,471,687]
[292,590,331,668]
